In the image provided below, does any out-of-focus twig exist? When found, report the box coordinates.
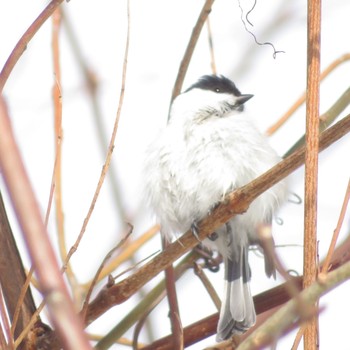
[0,0,65,92]
[0,285,13,349]
[85,114,350,325]
[321,179,350,274]
[206,17,217,75]
[80,225,133,322]
[83,224,159,288]
[237,260,350,350]
[0,98,91,349]
[141,234,350,350]
[170,0,216,104]
[61,9,128,226]
[303,0,321,347]
[284,86,350,158]
[266,53,350,136]
[193,262,221,310]
[95,252,198,350]
[51,7,79,296]
[163,237,184,350]
[63,0,130,273]
[0,192,37,347]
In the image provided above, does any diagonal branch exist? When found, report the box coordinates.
[0,0,65,92]
[0,97,92,350]
[170,0,216,104]
[84,113,350,325]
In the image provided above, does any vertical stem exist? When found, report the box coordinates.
[304,0,321,348]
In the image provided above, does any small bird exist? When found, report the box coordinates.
[143,75,288,341]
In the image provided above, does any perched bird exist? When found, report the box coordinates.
[143,75,288,341]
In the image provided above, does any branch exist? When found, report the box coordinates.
[170,0,216,103]
[84,113,350,325]
[303,0,321,346]
[141,234,350,350]
[0,97,91,350]
[237,261,350,350]
[0,193,37,344]
[0,0,65,92]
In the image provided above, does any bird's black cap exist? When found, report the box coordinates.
[185,75,242,96]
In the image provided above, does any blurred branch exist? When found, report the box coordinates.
[80,225,133,323]
[321,179,350,274]
[142,234,350,349]
[284,85,350,158]
[0,193,37,349]
[0,0,65,92]
[85,113,350,325]
[95,252,198,350]
[266,53,350,136]
[82,225,159,288]
[194,262,221,311]
[237,261,350,350]
[63,0,130,273]
[163,238,184,350]
[0,97,91,350]
[52,6,80,299]
[170,0,216,104]
[206,17,217,75]
[61,10,128,225]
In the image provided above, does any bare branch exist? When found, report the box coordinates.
[85,113,350,325]
[170,0,216,104]
[0,98,91,350]
[0,0,65,92]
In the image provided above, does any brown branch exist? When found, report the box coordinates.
[0,98,91,350]
[170,0,216,103]
[303,0,322,347]
[163,238,184,350]
[265,53,350,136]
[237,262,350,350]
[0,0,65,92]
[141,235,350,350]
[84,113,350,326]
[321,179,350,274]
[0,193,37,349]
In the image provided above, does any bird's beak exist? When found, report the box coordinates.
[237,94,254,105]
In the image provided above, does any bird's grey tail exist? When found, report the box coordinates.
[216,246,256,342]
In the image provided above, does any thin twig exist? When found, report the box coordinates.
[170,0,216,104]
[83,224,159,288]
[320,179,350,274]
[63,0,131,272]
[0,285,14,349]
[163,237,184,350]
[52,8,79,296]
[193,262,221,310]
[61,9,128,225]
[206,16,217,75]
[85,114,350,325]
[80,225,133,322]
[95,252,197,350]
[0,0,65,92]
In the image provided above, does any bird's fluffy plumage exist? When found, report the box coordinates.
[143,75,288,341]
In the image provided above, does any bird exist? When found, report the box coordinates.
[143,74,288,341]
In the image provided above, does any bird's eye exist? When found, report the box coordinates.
[215,88,220,93]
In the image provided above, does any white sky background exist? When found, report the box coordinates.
[1,0,350,349]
